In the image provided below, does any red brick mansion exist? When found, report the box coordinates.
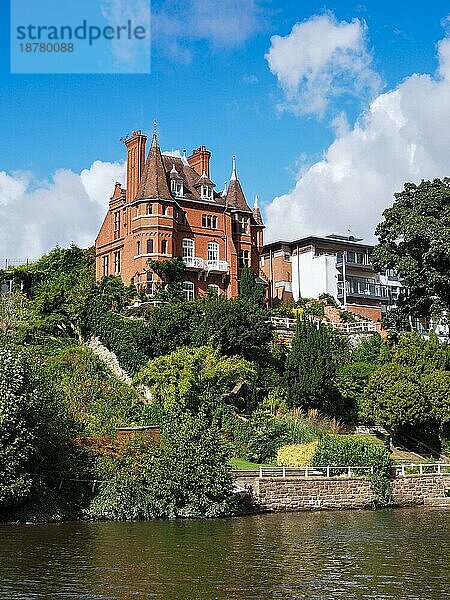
[95,127,264,299]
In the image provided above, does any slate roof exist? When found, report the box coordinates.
[135,133,172,201]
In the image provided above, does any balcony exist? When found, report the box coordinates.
[204,259,229,273]
[183,256,204,270]
[338,279,390,302]
[336,252,372,270]
[183,256,229,273]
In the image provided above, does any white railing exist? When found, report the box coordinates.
[183,257,229,272]
[257,466,375,478]
[237,464,450,479]
[205,259,228,272]
[394,463,450,477]
[183,256,204,270]
[269,316,377,334]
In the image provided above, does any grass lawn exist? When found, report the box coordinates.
[229,458,274,470]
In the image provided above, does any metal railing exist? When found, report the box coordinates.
[235,463,450,479]
[338,280,390,300]
[394,463,450,477]
[0,258,35,270]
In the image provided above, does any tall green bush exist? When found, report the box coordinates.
[284,318,337,414]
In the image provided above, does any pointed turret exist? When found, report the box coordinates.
[225,155,251,211]
[252,194,264,226]
[135,124,172,200]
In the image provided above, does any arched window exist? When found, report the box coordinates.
[161,239,168,254]
[146,238,154,254]
[208,242,219,263]
[182,281,195,301]
[182,238,194,258]
[207,284,220,296]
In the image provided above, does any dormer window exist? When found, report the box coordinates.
[201,184,212,200]
[171,178,183,197]
[170,164,183,197]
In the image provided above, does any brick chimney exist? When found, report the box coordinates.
[124,130,147,202]
[187,145,211,177]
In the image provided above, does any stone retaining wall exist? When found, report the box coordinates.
[242,474,450,512]
[253,477,374,511]
[392,474,449,506]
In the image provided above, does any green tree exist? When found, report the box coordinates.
[194,296,272,362]
[239,266,265,306]
[362,363,430,430]
[372,178,450,319]
[284,318,337,415]
[134,346,256,414]
[391,332,450,374]
[0,342,72,512]
[422,370,450,430]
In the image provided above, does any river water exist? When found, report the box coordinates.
[0,508,448,599]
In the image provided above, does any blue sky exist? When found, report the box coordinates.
[1,0,450,256]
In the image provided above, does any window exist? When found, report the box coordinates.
[102,255,109,276]
[161,239,168,254]
[136,240,141,256]
[208,284,220,296]
[136,207,140,217]
[208,242,219,263]
[239,249,249,268]
[147,238,154,254]
[233,216,248,235]
[161,204,168,216]
[171,179,183,196]
[114,251,121,275]
[202,214,218,229]
[113,211,121,239]
[146,203,153,215]
[146,272,154,296]
[180,211,188,225]
[200,185,212,200]
[183,238,194,258]
[182,281,195,301]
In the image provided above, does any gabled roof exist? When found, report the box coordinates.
[135,133,172,201]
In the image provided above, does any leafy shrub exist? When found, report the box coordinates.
[352,334,382,364]
[46,345,143,436]
[134,346,256,414]
[312,434,391,472]
[276,442,318,466]
[88,412,234,520]
[335,362,377,420]
[246,409,287,463]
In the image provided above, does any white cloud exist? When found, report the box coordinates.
[264,26,450,244]
[162,149,181,157]
[153,0,265,61]
[0,161,125,259]
[265,12,381,117]
[101,0,151,72]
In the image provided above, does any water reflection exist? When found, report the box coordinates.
[0,508,449,599]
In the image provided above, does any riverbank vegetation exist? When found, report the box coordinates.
[1,244,449,522]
